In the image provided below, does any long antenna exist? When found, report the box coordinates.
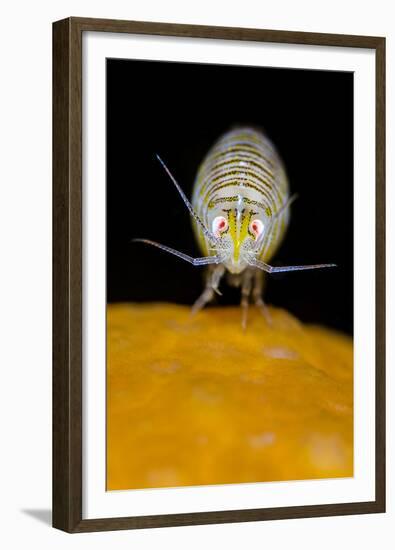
[133,238,220,266]
[156,154,219,246]
[249,257,337,273]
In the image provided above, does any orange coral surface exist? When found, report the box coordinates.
[107,303,353,490]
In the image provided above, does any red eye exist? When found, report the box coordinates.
[212,216,228,236]
[250,219,264,239]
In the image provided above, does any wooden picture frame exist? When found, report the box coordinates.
[53,16,385,533]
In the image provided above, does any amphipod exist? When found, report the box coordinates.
[135,127,335,327]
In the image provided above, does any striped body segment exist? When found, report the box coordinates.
[192,127,290,274]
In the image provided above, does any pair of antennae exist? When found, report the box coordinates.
[133,156,336,274]
[133,155,221,266]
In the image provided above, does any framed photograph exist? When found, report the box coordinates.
[53,17,385,532]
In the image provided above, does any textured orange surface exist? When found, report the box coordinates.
[107,303,353,490]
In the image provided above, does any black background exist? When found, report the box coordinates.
[107,59,353,335]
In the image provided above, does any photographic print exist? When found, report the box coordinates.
[106,59,354,491]
[53,17,384,531]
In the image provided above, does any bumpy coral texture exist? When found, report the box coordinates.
[107,304,353,490]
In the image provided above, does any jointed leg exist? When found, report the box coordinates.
[241,270,253,330]
[191,264,225,315]
[252,270,272,325]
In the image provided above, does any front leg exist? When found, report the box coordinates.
[191,264,225,315]
[241,269,253,330]
[252,269,272,325]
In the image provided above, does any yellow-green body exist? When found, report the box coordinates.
[191,127,290,274]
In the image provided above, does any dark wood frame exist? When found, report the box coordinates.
[53,16,386,533]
